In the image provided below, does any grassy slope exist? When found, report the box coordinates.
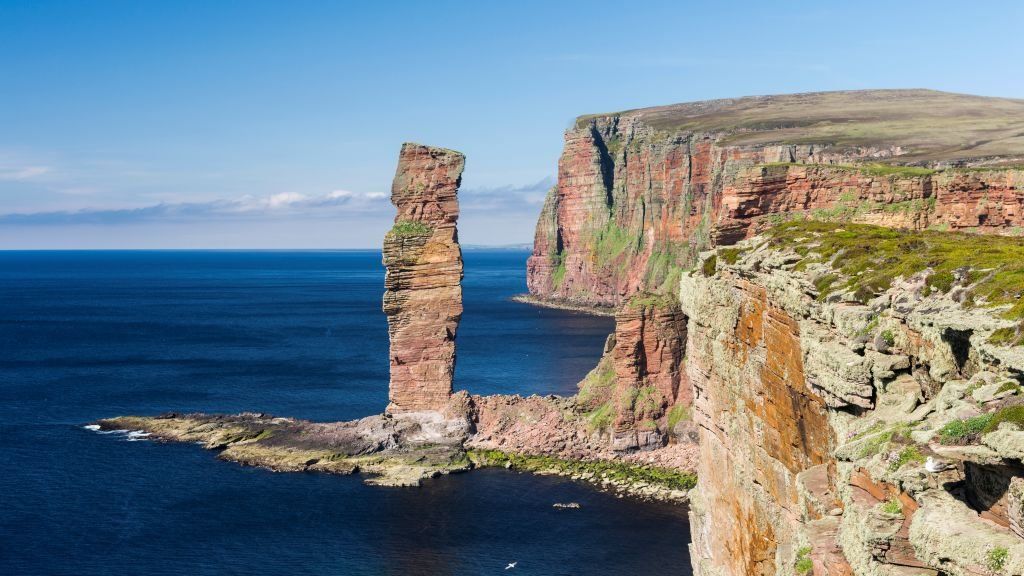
[750,221,1024,345]
[577,89,1024,163]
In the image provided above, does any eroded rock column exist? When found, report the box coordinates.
[383,143,465,414]
[610,293,690,452]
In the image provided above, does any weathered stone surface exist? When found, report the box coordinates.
[383,143,465,414]
[681,269,834,575]
[95,409,473,487]
[684,231,1024,576]
[1010,477,1024,539]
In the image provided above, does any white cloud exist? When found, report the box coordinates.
[266,192,308,208]
[0,189,392,225]
[0,165,51,181]
[0,176,557,228]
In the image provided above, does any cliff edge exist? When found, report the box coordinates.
[527,89,1024,308]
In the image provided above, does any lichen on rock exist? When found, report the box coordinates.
[684,222,1024,576]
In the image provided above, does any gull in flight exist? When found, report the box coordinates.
[505,562,517,570]
[925,456,948,473]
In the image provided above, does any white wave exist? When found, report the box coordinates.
[125,430,151,441]
[82,424,101,431]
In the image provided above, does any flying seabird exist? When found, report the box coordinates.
[505,562,517,570]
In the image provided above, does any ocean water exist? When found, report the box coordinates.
[0,250,692,576]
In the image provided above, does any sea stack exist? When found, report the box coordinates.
[382,143,465,414]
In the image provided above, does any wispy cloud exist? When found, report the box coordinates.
[460,177,554,212]
[0,164,52,181]
[0,189,390,225]
[0,177,555,226]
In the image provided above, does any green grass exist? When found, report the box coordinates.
[585,402,614,434]
[387,220,433,238]
[880,498,903,515]
[997,381,1022,395]
[813,273,838,296]
[759,162,936,179]
[983,405,1024,434]
[580,89,1024,163]
[889,445,925,472]
[987,546,1009,572]
[644,244,686,295]
[590,221,642,273]
[794,546,813,575]
[666,404,691,429]
[937,406,1024,444]
[990,325,1024,347]
[856,423,914,458]
[938,414,994,444]
[625,291,676,310]
[702,254,717,277]
[551,249,568,288]
[466,449,697,491]
[765,221,1024,316]
[577,357,615,406]
[880,330,896,347]
[718,247,744,265]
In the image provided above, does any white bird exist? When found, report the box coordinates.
[505,562,517,570]
[925,456,948,473]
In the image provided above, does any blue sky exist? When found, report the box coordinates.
[2,0,1023,248]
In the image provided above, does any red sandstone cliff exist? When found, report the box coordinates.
[527,90,1024,307]
[383,143,465,414]
[576,292,693,453]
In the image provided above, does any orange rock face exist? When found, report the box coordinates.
[527,116,1024,307]
[685,276,835,575]
[383,143,465,414]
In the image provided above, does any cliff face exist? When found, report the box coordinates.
[572,292,694,453]
[684,222,1024,576]
[527,90,1024,308]
[383,143,466,414]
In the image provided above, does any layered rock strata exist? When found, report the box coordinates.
[528,90,1024,308]
[685,223,1024,576]
[577,292,692,453]
[383,143,465,414]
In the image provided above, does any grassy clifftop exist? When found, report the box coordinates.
[577,89,1024,163]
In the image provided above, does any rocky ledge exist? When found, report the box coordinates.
[96,391,696,500]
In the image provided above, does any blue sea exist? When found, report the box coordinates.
[0,250,692,576]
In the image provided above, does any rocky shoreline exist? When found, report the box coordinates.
[94,397,696,503]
